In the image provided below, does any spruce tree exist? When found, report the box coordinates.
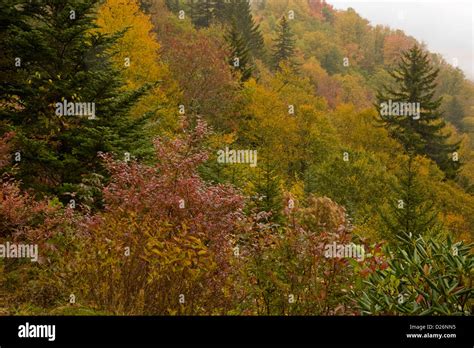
[0,0,153,199]
[380,155,440,247]
[376,45,460,178]
[164,0,180,14]
[213,0,230,23]
[250,160,284,223]
[272,16,296,71]
[214,0,264,59]
[0,0,26,100]
[231,0,264,57]
[190,0,214,28]
[225,22,253,82]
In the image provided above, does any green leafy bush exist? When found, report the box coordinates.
[354,234,473,315]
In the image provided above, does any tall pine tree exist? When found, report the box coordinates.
[214,0,264,59]
[272,16,296,71]
[231,0,264,57]
[376,45,460,178]
[225,21,253,82]
[163,0,180,14]
[380,155,440,247]
[250,160,284,223]
[0,0,153,199]
[190,0,214,28]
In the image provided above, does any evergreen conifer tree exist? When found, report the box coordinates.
[164,0,180,13]
[0,0,153,198]
[190,0,214,28]
[214,0,264,59]
[272,16,296,71]
[213,0,229,23]
[231,0,264,57]
[380,155,440,246]
[226,22,253,82]
[251,160,284,223]
[376,45,461,178]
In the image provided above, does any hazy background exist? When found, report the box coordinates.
[330,0,474,80]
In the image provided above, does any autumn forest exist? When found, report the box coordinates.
[0,0,473,317]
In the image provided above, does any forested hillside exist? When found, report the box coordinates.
[0,0,472,315]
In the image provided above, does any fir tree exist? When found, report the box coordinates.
[0,1,26,130]
[190,0,214,28]
[380,155,440,247]
[376,45,461,178]
[164,0,180,14]
[0,0,153,199]
[231,0,264,57]
[215,0,264,59]
[226,22,253,82]
[250,160,284,223]
[213,0,230,23]
[272,16,296,71]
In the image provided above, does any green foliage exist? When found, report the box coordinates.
[1,0,473,318]
[188,0,264,60]
[320,46,344,75]
[225,21,254,82]
[1,0,153,200]
[305,151,392,226]
[224,0,264,58]
[354,235,473,315]
[272,16,296,71]
[376,45,461,178]
[247,160,284,223]
[190,0,214,28]
[380,155,441,246]
[444,96,465,129]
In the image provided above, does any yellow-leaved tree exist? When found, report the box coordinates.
[96,0,180,133]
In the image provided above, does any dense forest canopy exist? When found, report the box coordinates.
[0,0,472,316]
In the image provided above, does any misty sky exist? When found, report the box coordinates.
[329,0,474,80]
